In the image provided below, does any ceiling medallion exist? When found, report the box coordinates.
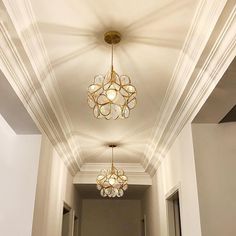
[88,31,137,119]
[96,145,128,198]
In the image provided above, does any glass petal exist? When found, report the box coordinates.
[118,169,124,175]
[120,87,129,97]
[127,98,137,109]
[120,75,131,85]
[97,94,109,105]
[123,184,128,191]
[97,175,105,181]
[100,104,111,116]
[122,106,130,118]
[88,96,95,108]
[94,75,104,85]
[88,84,100,93]
[118,189,124,197]
[120,175,128,181]
[124,85,136,93]
[93,105,99,118]
[105,113,112,120]
[110,104,120,119]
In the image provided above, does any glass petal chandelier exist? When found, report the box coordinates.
[88,31,137,119]
[96,145,128,198]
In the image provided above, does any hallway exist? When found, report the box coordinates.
[0,0,235,235]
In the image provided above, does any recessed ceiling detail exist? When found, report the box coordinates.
[0,0,235,179]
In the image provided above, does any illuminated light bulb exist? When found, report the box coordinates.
[107,89,117,101]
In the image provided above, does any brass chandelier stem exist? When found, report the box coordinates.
[111,43,114,71]
[111,146,114,170]
[110,144,115,172]
[110,43,114,79]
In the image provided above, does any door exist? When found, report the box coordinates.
[61,203,73,236]
[73,216,79,236]
[167,191,182,236]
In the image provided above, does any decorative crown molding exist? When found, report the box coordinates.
[74,162,152,186]
[81,162,146,173]
[1,0,235,178]
[2,0,83,175]
[144,0,236,176]
[0,0,82,175]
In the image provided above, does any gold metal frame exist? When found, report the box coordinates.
[87,31,137,119]
[96,145,128,198]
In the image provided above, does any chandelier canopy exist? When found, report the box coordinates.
[88,31,137,119]
[96,145,128,198]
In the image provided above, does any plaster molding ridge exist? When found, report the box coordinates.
[81,162,146,173]
[74,170,152,185]
[2,0,83,168]
[160,3,236,156]
[147,4,236,176]
[143,0,228,170]
[0,21,78,175]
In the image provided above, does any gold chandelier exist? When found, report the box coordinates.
[96,145,128,198]
[88,31,137,119]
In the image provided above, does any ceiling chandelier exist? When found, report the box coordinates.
[88,31,137,119]
[96,145,128,198]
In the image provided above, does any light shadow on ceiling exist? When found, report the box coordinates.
[125,36,182,50]
[68,118,153,162]
[82,147,108,162]
[121,146,144,158]
[123,0,191,33]
[38,0,191,70]
[51,43,98,68]
[119,46,157,106]
[70,118,152,147]
[115,120,153,144]
[38,22,94,37]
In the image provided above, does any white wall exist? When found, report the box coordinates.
[0,115,41,236]
[32,135,81,236]
[81,199,142,236]
[192,123,236,236]
[142,124,202,236]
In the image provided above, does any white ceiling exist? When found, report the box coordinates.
[1,0,234,176]
[29,0,199,164]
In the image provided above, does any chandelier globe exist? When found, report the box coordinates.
[96,145,128,198]
[88,31,137,119]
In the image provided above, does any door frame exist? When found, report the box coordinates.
[61,202,74,236]
[165,184,183,236]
